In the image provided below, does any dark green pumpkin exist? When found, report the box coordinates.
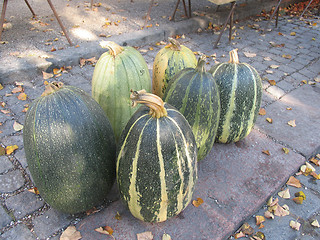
[210,49,262,143]
[23,82,116,214]
[164,57,220,160]
[117,90,197,222]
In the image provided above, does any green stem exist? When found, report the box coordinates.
[130,90,167,118]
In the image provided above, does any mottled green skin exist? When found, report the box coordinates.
[92,46,151,142]
[23,85,116,214]
[164,63,221,161]
[117,104,198,222]
[210,62,262,143]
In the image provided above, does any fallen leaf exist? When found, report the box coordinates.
[240,222,254,235]
[264,211,274,219]
[85,207,99,216]
[311,219,320,228]
[137,231,153,240]
[278,188,290,199]
[42,71,54,80]
[1,109,10,115]
[286,107,292,110]
[274,203,290,216]
[244,52,257,58]
[301,80,307,84]
[282,147,289,154]
[268,80,276,85]
[270,65,279,69]
[12,86,23,93]
[60,226,82,240]
[290,220,301,231]
[0,83,3,90]
[5,145,19,155]
[192,197,204,207]
[18,93,27,101]
[287,120,296,127]
[256,216,265,225]
[282,54,292,59]
[162,233,172,240]
[28,187,40,194]
[293,196,304,204]
[294,191,306,200]
[0,146,5,156]
[115,211,122,220]
[264,57,272,61]
[13,121,24,131]
[259,108,266,115]
[306,162,316,172]
[290,32,296,36]
[253,231,265,240]
[287,176,301,188]
[234,231,246,239]
[95,226,114,236]
[262,150,270,156]
[266,118,273,123]
[0,102,5,107]
[265,70,273,74]
[310,171,320,180]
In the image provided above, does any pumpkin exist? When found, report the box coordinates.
[164,57,220,160]
[23,82,116,214]
[92,41,151,141]
[152,37,197,98]
[116,90,198,222]
[209,49,262,143]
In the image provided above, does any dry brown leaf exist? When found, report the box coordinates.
[306,162,316,172]
[310,171,320,180]
[18,93,27,101]
[60,226,82,240]
[270,64,279,69]
[311,219,320,228]
[286,107,292,110]
[290,220,301,231]
[287,119,296,127]
[262,150,270,156]
[264,57,272,61]
[12,86,23,93]
[266,70,273,74]
[95,226,114,236]
[267,197,278,207]
[1,109,10,115]
[235,231,246,239]
[287,176,301,188]
[274,203,290,216]
[268,80,276,85]
[42,71,54,80]
[266,118,273,123]
[137,231,153,240]
[0,102,5,107]
[5,145,19,155]
[278,188,290,199]
[115,211,122,220]
[85,207,99,216]
[162,233,172,240]
[259,108,266,115]
[240,222,254,235]
[13,121,24,131]
[264,211,274,219]
[28,187,40,195]
[244,52,257,58]
[0,83,3,90]
[192,197,204,207]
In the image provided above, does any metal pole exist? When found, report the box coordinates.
[171,0,181,21]
[47,0,73,45]
[24,0,36,18]
[144,0,154,27]
[0,0,8,41]
[300,0,314,18]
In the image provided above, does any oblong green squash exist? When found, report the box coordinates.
[152,38,197,98]
[23,82,116,214]
[164,57,220,160]
[117,90,197,222]
[92,41,151,141]
[210,49,262,143]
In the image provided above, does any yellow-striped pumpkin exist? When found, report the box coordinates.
[152,38,197,98]
[210,49,262,143]
[92,41,151,142]
[116,90,198,222]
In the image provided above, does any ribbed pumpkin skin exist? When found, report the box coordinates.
[92,46,151,141]
[152,44,197,98]
[117,104,197,222]
[23,85,116,214]
[210,61,262,143]
[164,62,221,161]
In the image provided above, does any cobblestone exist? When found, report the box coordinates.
[0,224,35,240]
[0,170,25,193]
[0,156,14,174]
[0,206,12,229]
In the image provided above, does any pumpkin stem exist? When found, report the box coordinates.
[130,90,168,118]
[41,82,64,96]
[228,49,240,64]
[100,41,124,56]
[166,37,181,51]
[195,55,206,72]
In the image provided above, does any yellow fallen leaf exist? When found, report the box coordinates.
[28,187,40,195]
[278,188,290,199]
[282,54,292,59]
[244,52,257,58]
[137,231,153,240]
[115,211,122,220]
[301,80,307,84]
[293,196,304,204]
[282,147,289,154]
[60,226,82,240]
[149,47,154,51]
[295,191,306,200]
[255,215,265,225]
[312,38,316,41]
[290,32,296,36]
[5,145,19,155]
[287,119,296,127]
[0,83,3,90]
[268,80,276,85]
[310,171,320,180]
[286,107,292,110]
[290,220,301,231]
[266,118,273,123]
[259,108,266,115]
[13,121,24,131]
[192,197,204,207]
[240,222,254,235]
[287,176,301,188]
[162,233,172,240]
[18,92,27,101]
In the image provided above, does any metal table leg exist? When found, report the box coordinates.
[213,1,236,48]
[24,0,36,18]
[47,0,73,45]
[0,0,8,41]
[264,0,283,31]
[171,0,189,21]
[300,0,314,18]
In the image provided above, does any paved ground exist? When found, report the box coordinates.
[0,0,320,239]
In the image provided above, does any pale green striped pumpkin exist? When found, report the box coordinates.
[164,57,220,160]
[152,38,197,98]
[92,41,151,141]
[210,49,262,143]
[117,90,197,222]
